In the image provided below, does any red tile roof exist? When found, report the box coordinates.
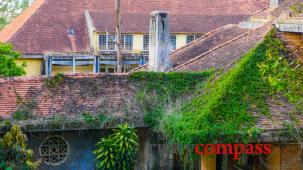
[131,23,272,72]
[0,74,302,132]
[171,24,272,72]
[0,0,269,54]
[170,25,249,67]
[0,74,137,119]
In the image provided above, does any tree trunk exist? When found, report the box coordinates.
[115,0,123,73]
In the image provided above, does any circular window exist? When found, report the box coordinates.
[39,136,69,166]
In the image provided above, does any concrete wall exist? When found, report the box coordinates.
[96,33,188,52]
[27,128,163,170]
[16,58,43,76]
[266,144,281,170]
[52,65,94,75]
[176,34,187,49]
[201,154,216,170]
[280,144,302,170]
[28,130,107,170]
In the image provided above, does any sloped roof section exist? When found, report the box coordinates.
[134,23,272,72]
[90,12,248,33]
[0,74,144,130]
[170,24,272,72]
[0,0,45,42]
[0,0,269,54]
[170,25,249,67]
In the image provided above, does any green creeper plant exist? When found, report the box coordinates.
[0,43,25,77]
[162,30,287,145]
[44,73,64,88]
[0,125,40,170]
[129,71,212,128]
[94,124,139,170]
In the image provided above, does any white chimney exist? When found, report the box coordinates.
[149,11,171,72]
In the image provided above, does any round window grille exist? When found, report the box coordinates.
[39,136,69,166]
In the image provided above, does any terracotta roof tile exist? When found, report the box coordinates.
[171,24,273,72]
[0,0,269,54]
[170,25,249,67]
[0,74,302,132]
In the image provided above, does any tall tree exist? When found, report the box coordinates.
[0,0,34,30]
[115,0,123,73]
[0,43,25,77]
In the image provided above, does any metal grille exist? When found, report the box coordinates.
[108,35,116,50]
[124,35,133,50]
[99,35,107,50]
[39,136,69,166]
[186,35,195,44]
[170,35,176,50]
[143,35,149,50]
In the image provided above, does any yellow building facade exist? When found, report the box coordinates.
[17,33,199,76]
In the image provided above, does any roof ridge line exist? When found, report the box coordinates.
[0,73,130,83]
[169,22,274,72]
[131,24,243,73]
[251,6,271,16]
[170,24,237,55]
[0,0,45,42]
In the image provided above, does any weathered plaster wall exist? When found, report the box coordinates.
[280,144,302,170]
[28,128,160,170]
[52,65,94,75]
[16,58,43,76]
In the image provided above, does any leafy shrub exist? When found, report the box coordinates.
[0,125,40,169]
[98,114,108,124]
[81,112,109,127]
[44,73,64,88]
[12,110,33,120]
[82,112,98,124]
[129,71,212,128]
[94,124,138,170]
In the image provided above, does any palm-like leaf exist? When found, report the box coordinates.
[94,124,139,170]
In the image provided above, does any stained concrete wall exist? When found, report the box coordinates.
[28,130,109,170]
[27,128,161,170]
[149,11,171,72]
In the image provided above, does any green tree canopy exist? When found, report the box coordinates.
[0,0,34,30]
[0,43,25,77]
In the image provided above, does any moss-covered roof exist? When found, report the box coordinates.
[162,29,303,144]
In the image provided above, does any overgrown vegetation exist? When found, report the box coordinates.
[0,125,40,169]
[44,73,64,88]
[82,112,109,127]
[94,124,138,170]
[0,43,25,77]
[162,29,302,145]
[129,72,212,128]
[258,35,303,112]
[13,99,36,121]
